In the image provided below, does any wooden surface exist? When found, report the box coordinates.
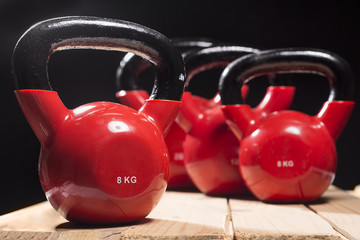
[0,186,359,240]
[309,186,360,240]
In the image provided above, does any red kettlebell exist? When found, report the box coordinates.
[12,16,185,224]
[177,46,296,196]
[220,48,355,202]
[115,38,216,189]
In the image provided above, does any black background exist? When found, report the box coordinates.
[1,0,359,215]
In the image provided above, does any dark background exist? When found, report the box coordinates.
[1,0,359,215]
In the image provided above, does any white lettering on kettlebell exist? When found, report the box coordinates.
[277,160,294,168]
[117,176,137,184]
[124,176,130,183]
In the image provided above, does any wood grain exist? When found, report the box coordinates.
[308,186,360,240]
[0,191,230,240]
[1,186,360,239]
[117,191,231,239]
[229,195,343,239]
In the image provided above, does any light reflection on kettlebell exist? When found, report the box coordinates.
[108,121,131,133]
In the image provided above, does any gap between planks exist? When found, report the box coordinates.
[225,198,235,240]
[307,185,360,240]
[228,189,347,240]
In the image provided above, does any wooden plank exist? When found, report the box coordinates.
[1,187,358,240]
[308,186,360,240]
[0,191,231,240]
[120,191,231,239]
[229,196,343,239]
[0,201,65,232]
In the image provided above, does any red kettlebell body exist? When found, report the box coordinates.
[182,102,242,194]
[16,90,179,223]
[12,16,185,223]
[162,123,190,187]
[164,92,224,189]
[240,110,336,201]
[181,86,295,195]
[179,90,246,194]
[220,48,355,202]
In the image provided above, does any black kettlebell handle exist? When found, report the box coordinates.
[12,16,185,101]
[115,38,217,92]
[183,45,260,89]
[219,48,355,105]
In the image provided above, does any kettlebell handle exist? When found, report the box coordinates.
[183,45,260,89]
[219,48,355,105]
[115,38,217,92]
[12,16,185,101]
[172,38,216,50]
